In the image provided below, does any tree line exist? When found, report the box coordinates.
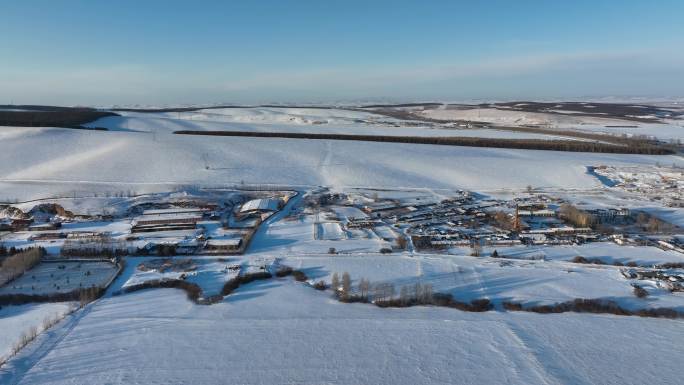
[174,130,674,155]
[0,247,45,286]
[0,109,116,129]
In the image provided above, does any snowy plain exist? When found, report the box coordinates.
[0,111,682,202]
[418,106,684,140]
[2,278,683,385]
[1,106,684,384]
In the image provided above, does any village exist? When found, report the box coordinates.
[303,188,683,255]
[1,185,683,307]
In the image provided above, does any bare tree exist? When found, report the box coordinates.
[400,285,410,306]
[387,283,395,300]
[396,236,408,250]
[414,282,422,302]
[421,283,433,304]
[331,273,340,297]
[560,204,596,228]
[358,278,370,300]
[341,272,351,300]
[470,241,482,257]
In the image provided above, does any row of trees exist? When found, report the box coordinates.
[330,272,434,305]
[634,212,677,233]
[0,109,116,128]
[0,245,24,258]
[0,247,45,286]
[559,204,596,228]
[61,238,128,258]
[174,130,675,155]
[490,211,515,231]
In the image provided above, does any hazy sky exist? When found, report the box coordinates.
[1,0,683,106]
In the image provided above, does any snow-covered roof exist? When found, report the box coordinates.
[143,208,206,215]
[135,213,203,223]
[206,238,242,246]
[239,198,280,213]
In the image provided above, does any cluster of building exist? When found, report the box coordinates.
[621,269,684,292]
[342,191,664,251]
[130,195,289,255]
[311,190,638,251]
[0,192,293,259]
[592,165,684,207]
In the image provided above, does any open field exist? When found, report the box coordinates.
[2,279,683,385]
[0,118,682,202]
[0,261,118,296]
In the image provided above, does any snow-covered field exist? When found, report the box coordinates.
[2,279,683,385]
[0,123,681,202]
[418,106,684,140]
[0,262,118,296]
[281,252,684,311]
[467,242,684,267]
[122,257,240,297]
[89,111,583,140]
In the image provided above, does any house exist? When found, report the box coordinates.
[587,208,630,223]
[517,209,555,217]
[29,232,66,241]
[204,238,243,253]
[236,198,282,220]
[131,212,203,232]
[28,222,62,231]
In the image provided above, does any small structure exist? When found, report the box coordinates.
[236,198,282,220]
[28,222,62,231]
[517,209,555,217]
[204,238,243,253]
[29,232,66,241]
[132,211,203,233]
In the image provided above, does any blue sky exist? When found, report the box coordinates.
[1,0,683,105]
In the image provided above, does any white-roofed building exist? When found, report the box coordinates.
[236,198,282,220]
[240,198,281,213]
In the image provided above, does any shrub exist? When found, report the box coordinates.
[571,256,606,265]
[275,266,293,277]
[292,270,308,282]
[657,262,684,269]
[633,284,649,298]
[379,248,392,254]
[221,271,273,296]
[502,301,524,311]
[313,281,326,290]
[513,298,682,319]
[221,278,240,296]
[123,279,201,302]
[469,299,493,312]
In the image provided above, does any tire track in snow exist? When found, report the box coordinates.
[499,321,564,385]
[317,140,334,186]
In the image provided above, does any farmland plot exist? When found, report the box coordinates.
[0,261,118,296]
